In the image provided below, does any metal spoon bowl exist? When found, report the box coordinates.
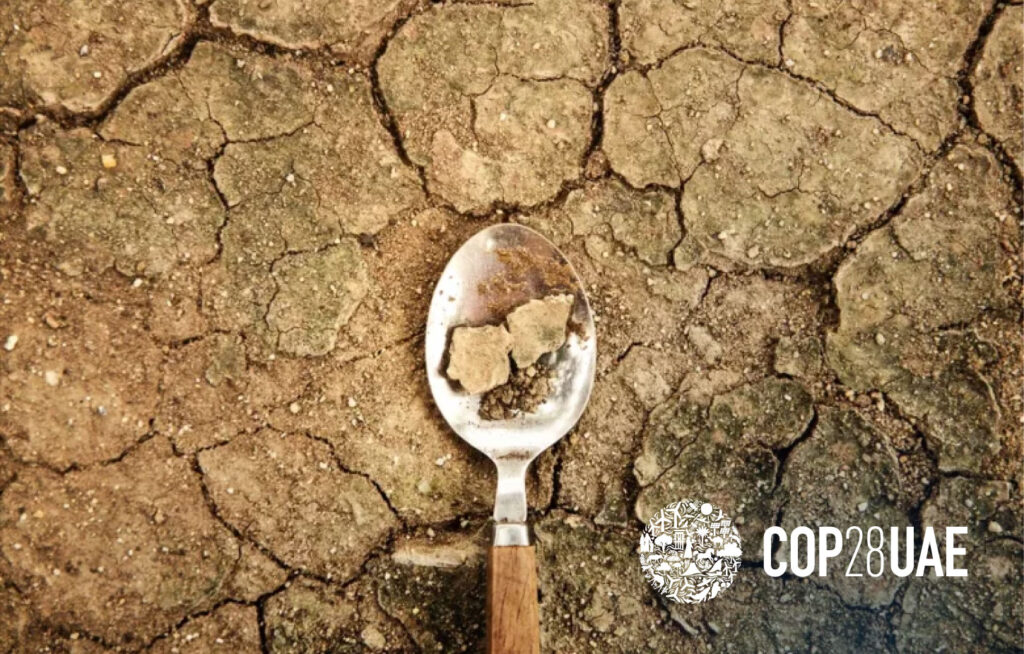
[425,224,596,545]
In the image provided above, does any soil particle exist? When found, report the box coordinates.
[479,363,555,421]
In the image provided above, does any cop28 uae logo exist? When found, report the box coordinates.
[639,499,742,604]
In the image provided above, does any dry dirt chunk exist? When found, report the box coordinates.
[0,438,278,646]
[619,0,788,65]
[446,324,513,394]
[783,0,989,149]
[264,578,412,653]
[827,144,1018,474]
[604,48,923,268]
[19,121,224,278]
[777,408,909,608]
[896,477,1022,652]
[268,242,369,357]
[150,603,261,654]
[198,430,397,581]
[972,6,1024,169]
[506,294,573,368]
[0,280,161,469]
[378,0,607,212]
[0,0,191,114]
[210,0,416,64]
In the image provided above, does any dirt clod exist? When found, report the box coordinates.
[446,324,513,395]
[506,293,574,368]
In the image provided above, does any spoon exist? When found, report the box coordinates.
[425,224,597,654]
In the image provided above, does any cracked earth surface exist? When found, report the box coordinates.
[0,0,1021,652]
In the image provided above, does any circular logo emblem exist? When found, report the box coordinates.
[639,499,742,604]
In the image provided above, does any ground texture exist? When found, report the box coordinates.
[0,0,1022,652]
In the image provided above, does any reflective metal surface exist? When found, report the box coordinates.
[425,224,596,545]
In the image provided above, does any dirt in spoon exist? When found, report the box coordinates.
[478,363,556,420]
[445,293,574,419]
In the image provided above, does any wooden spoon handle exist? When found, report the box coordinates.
[487,545,540,654]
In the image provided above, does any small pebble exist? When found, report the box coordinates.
[361,625,387,651]
[546,118,557,129]
[55,165,68,175]
[101,153,117,169]
[3,334,17,351]
[289,401,301,414]
[44,370,60,387]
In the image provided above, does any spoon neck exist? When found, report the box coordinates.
[494,522,530,546]
[493,457,531,545]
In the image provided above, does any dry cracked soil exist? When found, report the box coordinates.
[0,0,1022,652]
